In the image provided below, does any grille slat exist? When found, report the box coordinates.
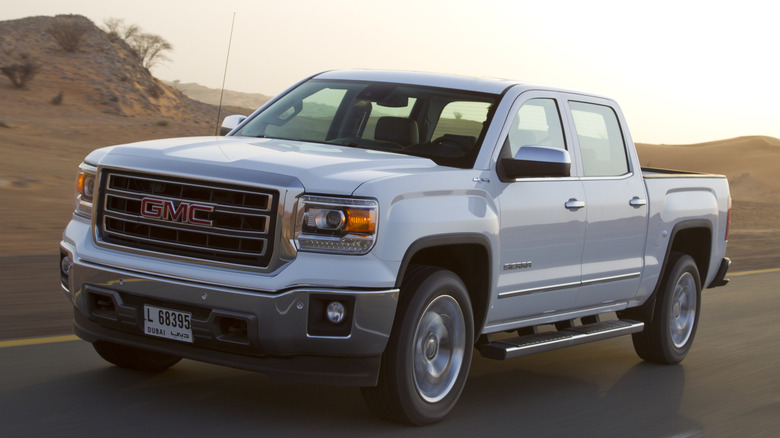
[98,171,278,267]
[103,209,270,237]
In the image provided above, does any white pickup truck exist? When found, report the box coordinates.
[60,69,730,424]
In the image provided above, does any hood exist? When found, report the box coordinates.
[88,136,440,195]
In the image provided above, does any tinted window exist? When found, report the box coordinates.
[363,97,417,139]
[265,87,347,142]
[506,98,566,157]
[235,79,498,169]
[432,101,492,140]
[570,101,629,177]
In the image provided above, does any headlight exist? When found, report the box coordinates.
[75,163,97,218]
[295,196,378,255]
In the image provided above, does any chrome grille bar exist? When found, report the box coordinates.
[98,170,278,267]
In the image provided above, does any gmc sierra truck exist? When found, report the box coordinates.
[60,69,730,425]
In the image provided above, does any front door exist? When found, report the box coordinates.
[489,96,586,327]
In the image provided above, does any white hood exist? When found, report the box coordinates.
[88,136,440,195]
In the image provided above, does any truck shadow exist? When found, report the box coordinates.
[3,342,703,437]
[455,356,702,437]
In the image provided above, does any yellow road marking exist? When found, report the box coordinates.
[730,268,780,277]
[0,335,79,349]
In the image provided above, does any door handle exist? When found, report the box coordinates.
[629,197,647,208]
[565,199,586,210]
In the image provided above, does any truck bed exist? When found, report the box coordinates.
[641,167,727,179]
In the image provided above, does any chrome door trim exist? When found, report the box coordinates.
[498,272,641,299]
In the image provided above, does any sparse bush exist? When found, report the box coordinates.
[47,18,88,52]
[1,58,40,89]
[102,17,173,70]
[156,119,169,127]
[102,18,139,42]
[130,33,173,69]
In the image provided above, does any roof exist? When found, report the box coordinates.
[313,69,520,95]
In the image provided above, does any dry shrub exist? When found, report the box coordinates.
[102,17,173,70]
[47,18,88,52]
[1,56,40,89]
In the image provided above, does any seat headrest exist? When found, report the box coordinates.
[374,117,419,146]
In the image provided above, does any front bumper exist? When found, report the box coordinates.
[60,244,399,386]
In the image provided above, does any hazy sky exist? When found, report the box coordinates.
[3,0,778,144]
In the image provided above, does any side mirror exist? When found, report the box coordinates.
[499,145,571,180]
[220,114,247,136]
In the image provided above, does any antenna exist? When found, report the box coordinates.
[215,12,236,136]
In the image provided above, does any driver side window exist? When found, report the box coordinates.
[506,98,566,157]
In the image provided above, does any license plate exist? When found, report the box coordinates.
[143,305,193,343]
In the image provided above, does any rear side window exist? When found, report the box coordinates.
[570,101,629,177]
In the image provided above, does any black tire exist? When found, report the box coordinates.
[93,340,182,371]
[632,252,701,364]
[361,266,474,425]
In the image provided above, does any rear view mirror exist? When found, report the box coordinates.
[499,145,571,180]
[220,114,247,136]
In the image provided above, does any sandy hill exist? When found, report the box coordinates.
[0,15,223,123]
[637,136,780,205]
[169,81,269,111]
[0,14,244,255]
[636,137,780,233]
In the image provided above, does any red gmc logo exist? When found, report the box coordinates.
[140,198,214,227]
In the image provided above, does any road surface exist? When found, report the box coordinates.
[1,270,778,437]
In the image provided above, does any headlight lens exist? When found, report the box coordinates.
[296,196,378,254]
[75,163,97,218]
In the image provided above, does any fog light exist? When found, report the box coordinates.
[60,253,72,291]
[326,301,346,324]
[60,255,72,276]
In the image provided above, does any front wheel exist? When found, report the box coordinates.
[631,252,701,364]
[361,266,474,425]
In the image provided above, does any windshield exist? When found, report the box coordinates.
[235,79,498,168]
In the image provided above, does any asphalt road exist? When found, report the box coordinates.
[1,270,778,437]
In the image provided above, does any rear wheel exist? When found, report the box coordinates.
[93,340,182,371]
[632,252,701,364]
[361,266,474,425]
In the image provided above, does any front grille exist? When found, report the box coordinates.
[98,170,278,267]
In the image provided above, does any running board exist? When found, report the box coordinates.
[478,320,644,360]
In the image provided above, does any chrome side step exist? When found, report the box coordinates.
[478,319,644,360]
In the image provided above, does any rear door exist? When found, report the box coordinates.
[565,99,648,307]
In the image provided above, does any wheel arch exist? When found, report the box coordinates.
[621,220,711,322]
[396,234,492,336]
[667,220,712,285]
